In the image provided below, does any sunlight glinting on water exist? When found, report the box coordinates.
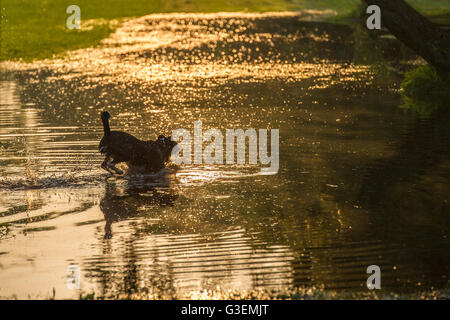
[0,12,449,299]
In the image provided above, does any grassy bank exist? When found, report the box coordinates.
[1,0,450,61]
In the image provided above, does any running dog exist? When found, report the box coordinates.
[98,111,177,174]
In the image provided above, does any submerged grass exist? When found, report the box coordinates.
[1,0,450,61]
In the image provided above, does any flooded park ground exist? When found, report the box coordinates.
[0,12,449,299]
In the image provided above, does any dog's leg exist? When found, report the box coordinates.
[101,157,112,173]
[101,157,123,174]
[107,161,124,175]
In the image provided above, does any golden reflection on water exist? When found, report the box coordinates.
[0,12,449,299]
[5,12,370,85]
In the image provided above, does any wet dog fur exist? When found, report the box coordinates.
[98,111,177,175]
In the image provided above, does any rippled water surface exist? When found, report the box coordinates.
[0,12,449,299]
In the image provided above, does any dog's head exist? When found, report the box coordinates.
[157,135,178,162]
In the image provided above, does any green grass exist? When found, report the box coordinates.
[401,65,450,114]
[0,0,163,61]
[1,0,450,61]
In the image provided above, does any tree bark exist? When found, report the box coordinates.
[363,0,450,73]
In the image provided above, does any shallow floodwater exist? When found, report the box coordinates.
[0,13,449,299]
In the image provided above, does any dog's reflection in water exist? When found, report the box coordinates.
[100,172,178,239]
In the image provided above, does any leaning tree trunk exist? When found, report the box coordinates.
[363,0,450,73]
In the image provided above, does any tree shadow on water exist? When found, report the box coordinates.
[358,113,450,235]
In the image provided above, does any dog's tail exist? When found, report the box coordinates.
[101,111,111,136]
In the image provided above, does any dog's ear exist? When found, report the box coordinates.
[158,135,165,141]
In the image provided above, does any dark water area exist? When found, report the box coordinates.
[0,12,449,299]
